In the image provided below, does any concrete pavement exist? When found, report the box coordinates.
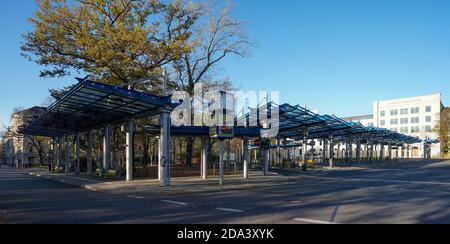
[2,159,450,224]
[26,169,294,196]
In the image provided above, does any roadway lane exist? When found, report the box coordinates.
[2,160,450,224]
[0,167,236,224]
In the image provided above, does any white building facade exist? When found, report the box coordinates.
[2,107,50,168]
[343,115,374,127]
[372,94,444,158]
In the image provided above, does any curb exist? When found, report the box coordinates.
[28,172,99,192]
[28,171,297,197]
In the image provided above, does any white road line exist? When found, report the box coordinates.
[294,218,339,225]
[161,200,189,206]
[61,176,102,183]
[128,195,146,199]
[316,176,450,186]
[216,208,244,213]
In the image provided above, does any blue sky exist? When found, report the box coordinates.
[1,0,450,127]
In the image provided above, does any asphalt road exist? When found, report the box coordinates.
[2,160,450,224]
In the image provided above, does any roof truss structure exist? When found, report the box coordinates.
[21,79,172,137]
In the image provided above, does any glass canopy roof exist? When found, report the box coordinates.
[21,80,423,145]
[21,79,172,137]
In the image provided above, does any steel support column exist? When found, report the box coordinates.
[277,137,281,168]
[406,145,410,159]
[329,136,335,168]
[356,140,361,163]
[322,139,327,164]
[423,143,427,160]
[158,137,161,180]
[65,136,70,173]
[51,138,56,172]
[160,112,170,187]
[126,120,135,182]
[263,141,270,176]
[219,140,225,186]
[388,144,392,160]
[103,125,111,177]
[201,138,209,180]
[243,139,249,179]
[349,141,353,163]
[75,132,80,175]
[87,131,93,176]
[57,137,62,170]
[302,132,308,171]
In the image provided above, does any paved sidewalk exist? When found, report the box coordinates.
[16,159,429,197]
[24,168,298,197]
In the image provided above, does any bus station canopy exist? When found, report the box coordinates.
[21,78,422,146]
[21,78,172,138]
[142,125,261,138]
[240,102,422,144]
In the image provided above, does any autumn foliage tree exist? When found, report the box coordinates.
[22,0,202,86]
[170,1,253,166]
[434,108,450,157]
[21,0,253,169]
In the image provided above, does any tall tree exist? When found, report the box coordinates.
[171,1,253,166]
[22,0,252,168]
[0,131,5,165]
[22,0,202,86]
[22,0,204,169]
[434,108,450,157]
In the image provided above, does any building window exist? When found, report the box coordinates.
[380,120,385,126]
[400,118,408,124]
[380,111,386,117]
[400,109,408,115]
[425,126,432,132]
[400,127,409,134]
[390,128,398,132]
[411,107,420,114]
[411,126,420,133]
[368,122,374,127]
[426,106,432,113]
[390,110,398,116]
[411,117,420,124]
[390,119,398,125]
[426,116,432,123]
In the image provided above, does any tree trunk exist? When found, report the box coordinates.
[171,139,176,165]
[186,137,194,167]
[38,149,45,166]
[142,136,150,167]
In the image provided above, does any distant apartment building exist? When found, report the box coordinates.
[373,94,444,158]
[2,107,50,168]
[344,94,445,158]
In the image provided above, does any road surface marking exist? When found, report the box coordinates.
[331,204,341,223]
[128,195,146,199]
[61,176,102,183]
[314,176,450,186]
[216,208,244,213]
[161,200,189,206]
[294,218,339,224]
